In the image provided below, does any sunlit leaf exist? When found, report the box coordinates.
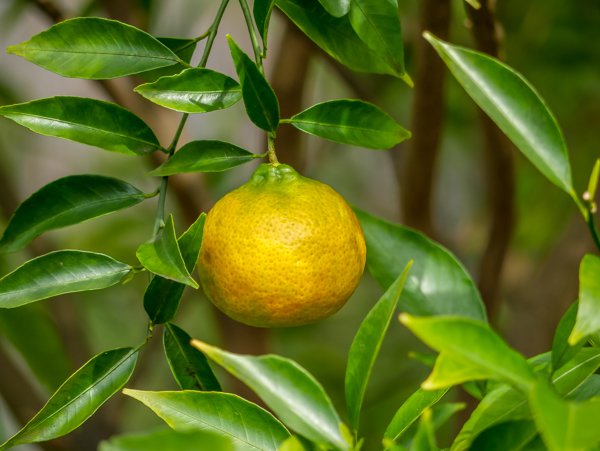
[569,254,600,344]
[99,428,235,451]
[551,302,582,371]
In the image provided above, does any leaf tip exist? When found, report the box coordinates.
[398,312,411,326]
[6,44,22,56]
[421,377,440,391]
[190,338,210,354]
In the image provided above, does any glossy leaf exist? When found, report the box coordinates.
[400,315,535,391]
[425,32,575,198]
[149,141,260,176]
[7,17,180,79]
[144,213,205,324]
[275,0,398,77]
[99,428,235,451]
[383,388,448,443]
[0,250,131,308]
[288,100,410,149]
[469,421,538,451]
[136,215,198,288]
[227,35,279,132]
[135,68,242,113]
[569,254,600,344]
[254,0,276,48]
[0,348,137,449]
[0,97,162,155]
[163,323,221,391]
[0,175,147,253]
[530,382,600,451]
[355,209,486,321]
[123,390,290,451]
[349,0,410,84]
[345,262,412,431]
[551,302,582,370]
[192,340,349,450]
[318,0,350,17]
[140,37,198,82]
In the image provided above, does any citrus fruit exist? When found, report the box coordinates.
[198,163,366,327]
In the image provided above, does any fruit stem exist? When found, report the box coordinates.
[267,132,279,165]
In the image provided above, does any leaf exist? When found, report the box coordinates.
[424,353,498,388]
[345,261,412,431]
[0,97,162,155]
[278,436,307,451]
[529,382,600,451]
[144,213,205,324]
[552,348,600,397]
[424,32,575,198]
[192,341,349,450]
[551,302,583,371]
[163,323,221,391]
[569,375,600,401]
[0,175,147,253]
[0,348,137,449]
[136,215,198,288]
[254,0,276,48]
[140,37,198,82]
[0,250,131,308]
[99,428,235,451]
[469,421,538,451]
[318,0,350,17]
[348,0,410,84]
[123,390,290,451]
[400,315,535,391]
[287,100,410,149]
[7,17,180,79]
[275,0,400,78]
[569,254,600,344]
[149,141,260,176]
[135,68,242,113]
[383,388,448,443]
[227,35,279,132]
[355,209,486,321]
[411,409,439,451]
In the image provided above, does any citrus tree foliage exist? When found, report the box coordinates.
[0,0,599,450]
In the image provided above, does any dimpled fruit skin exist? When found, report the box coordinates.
[198,163,366,328]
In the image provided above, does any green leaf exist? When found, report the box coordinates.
[278,436,307,451]
[0,250,131,308]
[149,141,260,176]
[227,35,279,132]
[99,428,235,451]
[163,323,221,391]
[349,0,411,85]
[383,388,448,443]
[287,100,410,149]
[0,348,137,449]
[144,213,205,324]
[400,315,535,391]
[136,215,198,288]
[569,254,600,344]
[135,68,242,113]
[570,375,600,401]
[275,0,400,77]
[553,347,600,397]
[192,341,349,450]
[0,97,162,155]
[140,37,198,82]
[7,17,180,79]
[318,0,350,17]
[552,302,583,370]
[411,409,439,451]
[586,159,600,201]
[254,0,276,48]
[0,304,72,391]
[0,175,147,253]
[123,390,290,451]
[355,209,486,321]
[425,353,498,389]
[469,421,538,451]
[345,261,412,431]
[424,32,575,198]
[529,382,600,451]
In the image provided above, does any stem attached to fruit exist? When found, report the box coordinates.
[267,132,279,165]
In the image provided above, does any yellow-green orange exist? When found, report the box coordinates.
[198,163,366,327]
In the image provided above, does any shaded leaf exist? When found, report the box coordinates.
[569,254,600,344]
[140,37,198,82]
[149,141,260,176]
[551,302,583,371]
[0,97,162,155]
[0,250,131,308]
[345,262,412,431]
[0,348,137,449]
[163,323,221,391]
[7,17,180,79]
[99,428,235,451]
[411,409,438,451]
[192,341,349,450]
[135,68,242,113]
[318,0,350,17]
[288,100,410,149]
[470,421,538,451]
[136,215,198,288]
[123,390,290,451]
[355,209,486,321]
[425,32,575,198]
[227,35,279,132]
[553,347,600,397]
[0,175,147,253]
[254,0,276,48]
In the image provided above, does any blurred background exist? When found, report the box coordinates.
[0,0,598,449]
